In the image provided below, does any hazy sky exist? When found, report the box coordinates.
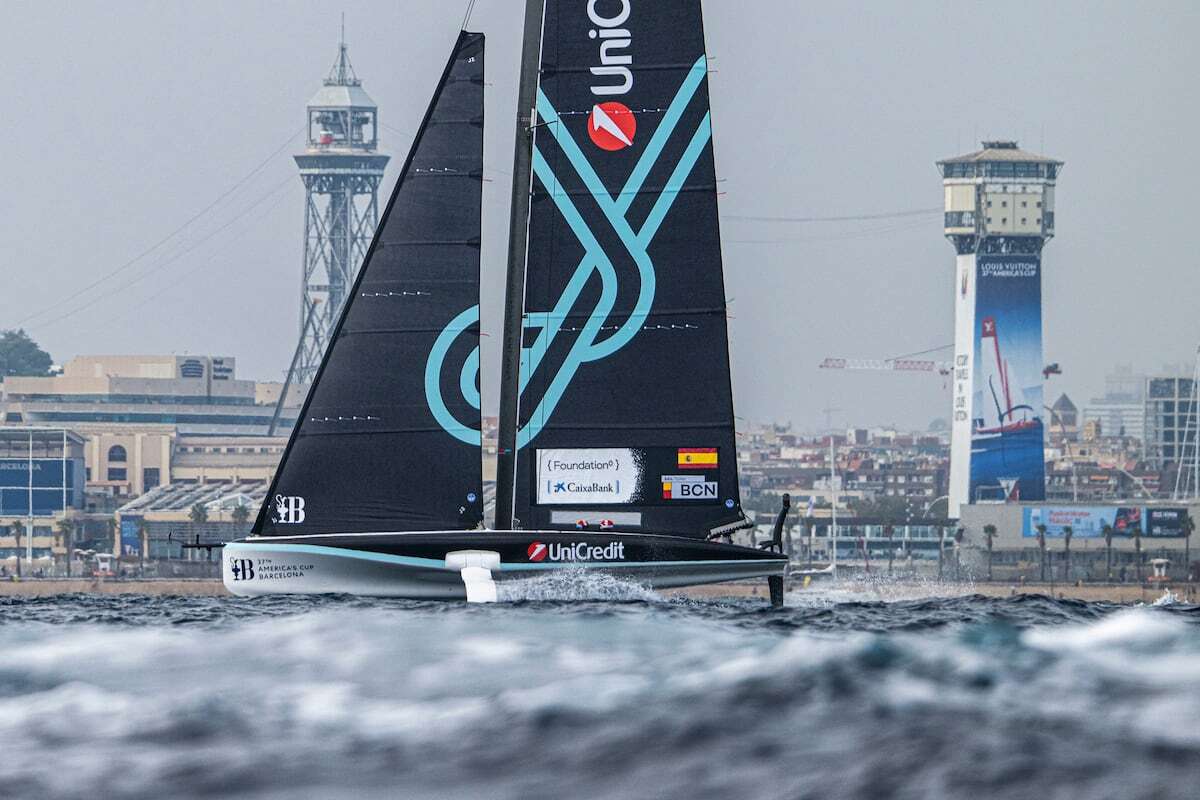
[2,1,1198,432]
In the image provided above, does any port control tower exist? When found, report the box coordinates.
[938,142,1063,516]
[294,36,390,383]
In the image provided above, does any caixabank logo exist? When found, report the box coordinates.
[527,541,626,562]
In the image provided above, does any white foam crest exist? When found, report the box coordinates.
[1023,607,1187,651]
[455,636,527,664]
[280,680,494,739]
[495,671,653,715]
[1017,608,1200,746]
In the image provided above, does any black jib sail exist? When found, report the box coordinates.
[254,31,485,536]
[508,1,745,538]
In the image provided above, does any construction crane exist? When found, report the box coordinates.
[819,357,952,376]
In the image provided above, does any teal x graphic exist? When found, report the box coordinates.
[427,55,712,448]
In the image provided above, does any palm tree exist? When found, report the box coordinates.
[9,520,23,579]
[883,524,895,575]
[1102,523,1114,581]
[1063,525,1073,583]
[1132,524,1143,582]
[1182,514,1194,581]
[55,518,75,577]
[953,527,965,581]
[137,517,149,575]
[1036,523,1047,582]
[231,503,251,531]
[104,518,117,553]
[188,504,208,561]
[983,524,997,581]
[937,526,946,579]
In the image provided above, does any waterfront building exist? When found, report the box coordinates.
[1082,365,1147,444]
[1048,394,1079,443]
[939,141,1062,513]
[0,355,300,496]
[1143,375,1197,470]
[0,427,86,572]
[959,500,1199,580]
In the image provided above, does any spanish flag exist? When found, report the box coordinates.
[677,447,718,469]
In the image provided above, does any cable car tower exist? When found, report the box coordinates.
[294,31,389,383]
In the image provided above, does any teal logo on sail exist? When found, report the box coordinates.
[425,56,712,449]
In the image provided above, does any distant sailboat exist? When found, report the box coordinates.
[223,2,788,604]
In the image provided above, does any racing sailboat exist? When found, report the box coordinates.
[223,1,788,604]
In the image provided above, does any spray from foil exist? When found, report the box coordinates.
[786,571,980,607]
[497,565,661,603]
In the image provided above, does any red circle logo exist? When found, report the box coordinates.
[527,542,548,562]
[588,102,636,151]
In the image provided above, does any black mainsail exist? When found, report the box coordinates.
[254,31,485,536]
[505,1,745,538]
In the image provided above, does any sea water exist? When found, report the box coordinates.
[0,580,1197,799]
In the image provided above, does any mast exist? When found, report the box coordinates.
[830,436,838,578]
[495,0,545,530]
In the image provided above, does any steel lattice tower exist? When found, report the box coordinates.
[294,35,389,383]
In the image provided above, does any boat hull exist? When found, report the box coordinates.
[221,531,787,599]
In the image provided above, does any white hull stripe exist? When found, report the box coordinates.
[228,542,769,572]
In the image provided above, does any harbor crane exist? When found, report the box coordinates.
[819,357,952,376]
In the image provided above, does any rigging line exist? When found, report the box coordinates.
[68,188,293,343]
[380,122,414,140]
[15,126,303,327]
[28,175,295,332]
[127,189,294,313]
[461,0,478,30]
[722,207,942,223]
[888,343,955,360]
[725,218,933,244]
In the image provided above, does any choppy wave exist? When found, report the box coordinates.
[0,588,1197,800]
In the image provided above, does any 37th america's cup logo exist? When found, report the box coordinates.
[425,56,713,449]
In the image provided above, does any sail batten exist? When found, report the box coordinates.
[506,1,744,538]
[254,31,485,536]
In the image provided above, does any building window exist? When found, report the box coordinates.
[1001,200,1007,207]
[108,445,127,463]
[1001,218,1007,224]
[1021,218,1027,225]
[1021,200,1027,207]
[107,467,127,481]
[143,468,160,490]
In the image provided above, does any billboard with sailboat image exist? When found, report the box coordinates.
[970,253,1045,502]
[1023,506,1189,537]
